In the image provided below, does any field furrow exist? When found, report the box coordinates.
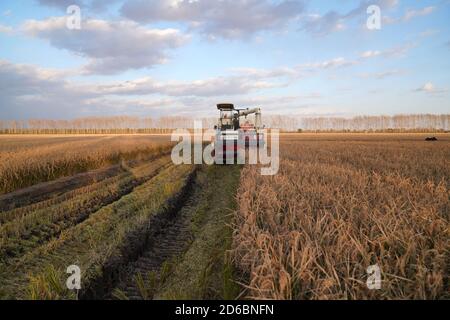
[0,163,194,299]
[109,165,242,301]
[0,156,172,263]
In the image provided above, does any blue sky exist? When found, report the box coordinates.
[0,0,449,119]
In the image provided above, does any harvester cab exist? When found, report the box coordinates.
[214,103,264,163]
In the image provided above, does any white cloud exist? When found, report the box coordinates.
[308,57,356,69]
[232,57,358,81]
[0,57,339,119]
[23,17,189,74]
[37,0,83,8]
[360,43,416,60]
[0,60,92,118]
[303,1,434,37]
[0,59,295,119]
[384,6,436,25]
[230,67,300,80]
[414,82,448,94]
[121,0,305,39]
[404,6,435,21]
[36,0,122,12]
[360,50,382,59]
[0,60,69,90]
[0,60,202,118]
[301,11,346,36]
[422,82,435,92]
[92,69,290,97]
[359,69,403,79]
[301,0,398,36]
[0,24,13,34]
[93,57,359,98]
[418,29,439,38]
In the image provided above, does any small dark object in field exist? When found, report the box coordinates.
[425,137,438,141]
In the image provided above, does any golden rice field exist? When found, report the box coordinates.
[0,135,171,195]
[232,133,449,300]
[0,133,448,300]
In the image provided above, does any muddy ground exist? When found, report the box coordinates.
[82,165,242,300]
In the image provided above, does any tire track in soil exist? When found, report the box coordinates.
[80,166,199,300]
[109,165,241,300]
[111,169,202,300]
[115,195,196,300]
[0,158,174,264]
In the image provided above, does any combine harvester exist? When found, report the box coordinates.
[213,103,264,164]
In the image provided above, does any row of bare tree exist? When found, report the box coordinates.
[297,114,450,132]
[0,114,449,133]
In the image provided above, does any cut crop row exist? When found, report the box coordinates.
[0,156,172,263]
[0,164,194,299]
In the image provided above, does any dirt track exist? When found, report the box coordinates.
[73,166,197,300]
[79,165,241,300]
[112,189,197,300]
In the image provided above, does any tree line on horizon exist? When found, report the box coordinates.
[0,114,449,134]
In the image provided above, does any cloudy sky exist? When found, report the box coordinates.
[0,0,449,119]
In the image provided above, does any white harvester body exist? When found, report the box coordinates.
[214,103,264,163]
